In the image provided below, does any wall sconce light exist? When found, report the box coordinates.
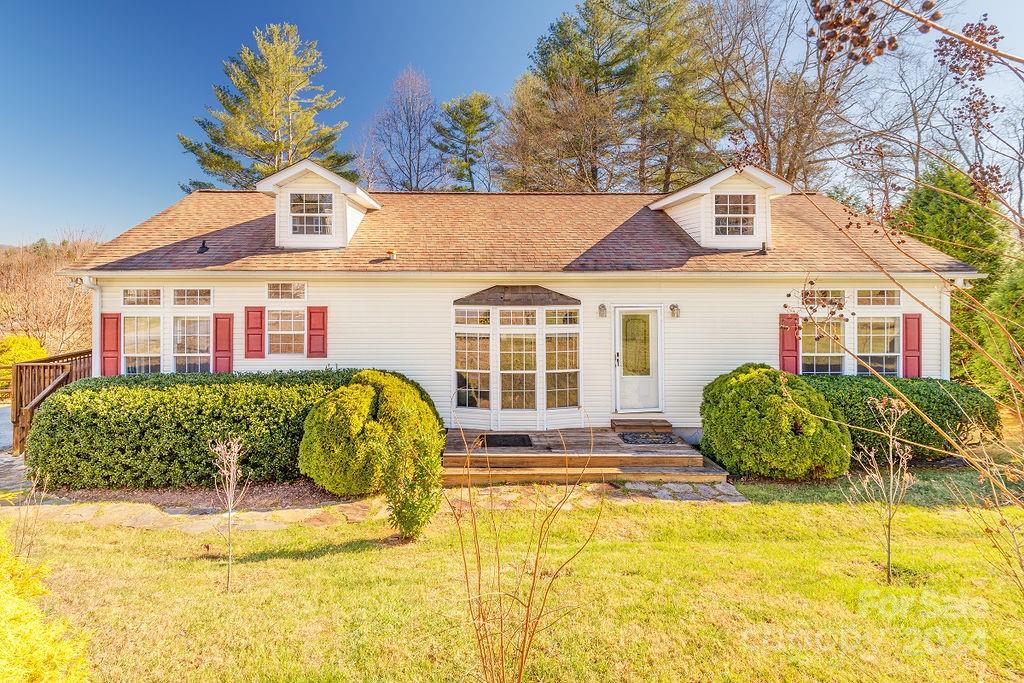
[598,304,607,318]
[669,304,680,318]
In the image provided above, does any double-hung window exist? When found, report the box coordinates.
[290,193,333,235]
[455,333,491,408]
[856,317,900,376]
[801,319,844,375]
[267,310,305,354]
[173,316,211,373]
[714,194,756,236]
[123,316,161,374]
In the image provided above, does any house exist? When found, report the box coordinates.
[66,160,978,442]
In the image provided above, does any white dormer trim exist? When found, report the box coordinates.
[256,159,381,211]
[647,165,791,211]
[649,165,792,251]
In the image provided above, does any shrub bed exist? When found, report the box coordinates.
[299,370,444,538]
[700,363,852,479]
[802,375,1000,459]
[25,368,437,489]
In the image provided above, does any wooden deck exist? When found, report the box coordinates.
[442,428,726,486]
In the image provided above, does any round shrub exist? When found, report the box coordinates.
[299,369,444,538]
[700,363,852,479]
[802,375,1000,460]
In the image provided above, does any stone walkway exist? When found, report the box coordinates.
[0,451,746,534]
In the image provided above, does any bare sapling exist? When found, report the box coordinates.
[445,406,602,682]
[845,396,915,585]
[6,473,49,560]
[212,437,249,592]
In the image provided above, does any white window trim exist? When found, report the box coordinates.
[122,314,162,374]
[266,307,307,357]
[121,287,163,307]
[800,318,846,376]
[712,193,757,237]
[171,287,214,307]
[266,281,307,301]
[855,315,902,377]
[289,192,335,236]
[172,314,213,373]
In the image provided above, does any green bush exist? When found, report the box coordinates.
[700,364,852,480]
[803,375,1000,459]
[25,368,438,489]
[299,370,444,538]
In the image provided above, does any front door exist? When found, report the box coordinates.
[615,308,660,412]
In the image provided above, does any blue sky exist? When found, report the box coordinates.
[0,0,1019,244]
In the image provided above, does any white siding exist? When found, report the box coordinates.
[96,275,949,431]
[663,197,702,243]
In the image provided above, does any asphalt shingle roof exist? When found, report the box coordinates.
[72,190,976,274]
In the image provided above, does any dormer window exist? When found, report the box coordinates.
[290,193,333,235]
[714,194,756,236]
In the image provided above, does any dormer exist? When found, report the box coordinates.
[648,166,792,250]
[255,159,381,249]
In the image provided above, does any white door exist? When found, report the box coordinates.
[615,308,660,412]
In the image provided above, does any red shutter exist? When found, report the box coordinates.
[100,313,121,376]
[307,306,327,358]
[779,313,801,374]
[903,313,922,378]
[244,306,265,359]
[213,313,233,373]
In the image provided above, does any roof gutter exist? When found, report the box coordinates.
[60,268,986,282]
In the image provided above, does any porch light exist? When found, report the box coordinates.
[669,304,680,318]
[598,304,607,318]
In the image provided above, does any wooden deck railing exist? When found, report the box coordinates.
[10,349,92,454]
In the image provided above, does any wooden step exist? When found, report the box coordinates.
[442,465,727,486]
[610,418,674,433]
[442,452,703,468]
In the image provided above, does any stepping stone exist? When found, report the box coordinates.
[235,518,288,531]
[301,510,340,527]
[624,482,655,492]
[272,508,323,524]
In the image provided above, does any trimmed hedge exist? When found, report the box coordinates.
[299,370,444,538]
[700,363,852,479]
[25,368,437,489]
[802,375,1000,459]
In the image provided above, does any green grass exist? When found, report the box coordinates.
[736,467,995,506]
[14,474,1024,682]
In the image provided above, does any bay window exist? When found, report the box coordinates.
[454,305,580,412]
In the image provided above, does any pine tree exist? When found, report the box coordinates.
[177,23,355,192]
[615,0,723,191]
[895,163,1011,379]
[432,93,497,191]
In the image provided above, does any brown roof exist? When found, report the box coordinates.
[455,285,581,306]
[72,190,975,274]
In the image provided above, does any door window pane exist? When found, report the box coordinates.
[621,314,650,376]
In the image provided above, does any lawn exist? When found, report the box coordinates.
[11,475,1024,682]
